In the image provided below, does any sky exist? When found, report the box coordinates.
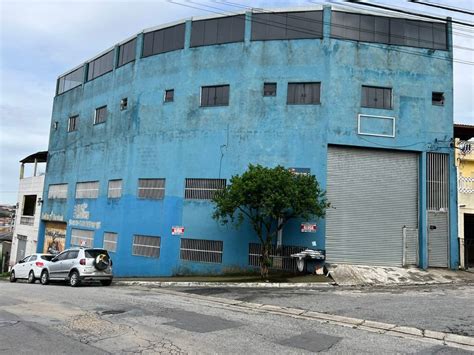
[0,0,473,204]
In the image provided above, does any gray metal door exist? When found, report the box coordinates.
[16,237,27,264]
[428,211,449,267]
[326,146,419,266]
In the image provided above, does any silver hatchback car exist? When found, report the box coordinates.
[40,248,113,287]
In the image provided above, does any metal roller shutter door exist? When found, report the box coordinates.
[326,146,419,266]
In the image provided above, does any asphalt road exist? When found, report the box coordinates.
[0,280,472,354]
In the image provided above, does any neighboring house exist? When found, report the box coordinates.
[10,152,47,267]
[0,231,12,273]
[39,5,457,277]
[454,124,474,269]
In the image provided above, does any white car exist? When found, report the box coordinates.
[10,254,54,283]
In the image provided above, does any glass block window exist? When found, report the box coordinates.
[94,106,107,125]
[103,232,118,252]
[184,178,226,200]
[361,86,392,109]
[70,228,94,247]
[108,179,122,199]
[138,178,165,199]
[117,38,137,67]
[48,184,68,199]
[87,50,114,81]
[201,85,229,107]
[287,83,321,105]
[180,238,223,263]
[132,235,161,258]
[76,181,99,199]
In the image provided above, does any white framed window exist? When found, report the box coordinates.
[70,228,94,247]
[68,115,78,132]
[108,179,122,198]
[357,114,395,138]
[132,235,160,258]
[138,178,165,199]
[76,181,99,199]
[103,232,118,252]
[48,183,68,199]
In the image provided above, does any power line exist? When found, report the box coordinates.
[409,0,474,16]
[345,0,474,27]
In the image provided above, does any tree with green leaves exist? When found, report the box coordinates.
[212,164,329,279]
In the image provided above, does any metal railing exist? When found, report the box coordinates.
[459,176,474,194]
[249,243,307,272]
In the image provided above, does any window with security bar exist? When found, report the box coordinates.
[427,153,449,211]
[48,183,68,199]
[184,178,226,200]
[71,228,94,247]
[180,238,223,263]
[108,179,122,198]
[137,178,165,199]
[132,235,160,258]
[76,181,99,199]
[103,232,118,252]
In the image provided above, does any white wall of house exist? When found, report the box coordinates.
[10,175,45,266]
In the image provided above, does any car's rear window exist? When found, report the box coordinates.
[85,249,109,258]
[40,255,53,261]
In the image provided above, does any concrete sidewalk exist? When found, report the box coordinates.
[327,264,474,286]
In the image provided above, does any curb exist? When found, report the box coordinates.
[114,280,335,288]
[139,287,474,351]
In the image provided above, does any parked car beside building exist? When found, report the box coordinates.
[39,248,113,287]
[9,253,53,283]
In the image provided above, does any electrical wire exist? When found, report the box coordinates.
[409,0,474,16]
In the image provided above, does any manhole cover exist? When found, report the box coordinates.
[101,310,126,315]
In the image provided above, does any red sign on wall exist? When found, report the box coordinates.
[172,226,185,235]
[301,223,317,233]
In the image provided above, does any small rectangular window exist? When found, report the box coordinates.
[185,178,226,200]
[138,178,165,199]
[120,98,128,111]
[117,38,137,67]
[164,89,174,103]
[132,235,161,258]
[263,83,277,97]
[108,179,122,198]
[70,228,94,247]
[432,92,445,106]
[180,238,223,263]
[287,83,321,105]
[68,115,78,132]
[76,181,99,199]
[361,86,392,109]
[103,232,118,252]
[201,85,230,107]
[48,184,68,199]
[94,106,107,125]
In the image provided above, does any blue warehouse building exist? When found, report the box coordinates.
[38,5,458,276]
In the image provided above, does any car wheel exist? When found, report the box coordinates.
[27,271,35,284]
[40,270,49,285]
[69,271,81,287]
[9,271,17,283]
[100,279,112,286]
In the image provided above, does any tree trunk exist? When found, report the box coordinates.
[260,244,270,280]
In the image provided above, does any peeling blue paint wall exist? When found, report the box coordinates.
[38,7,457,276]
